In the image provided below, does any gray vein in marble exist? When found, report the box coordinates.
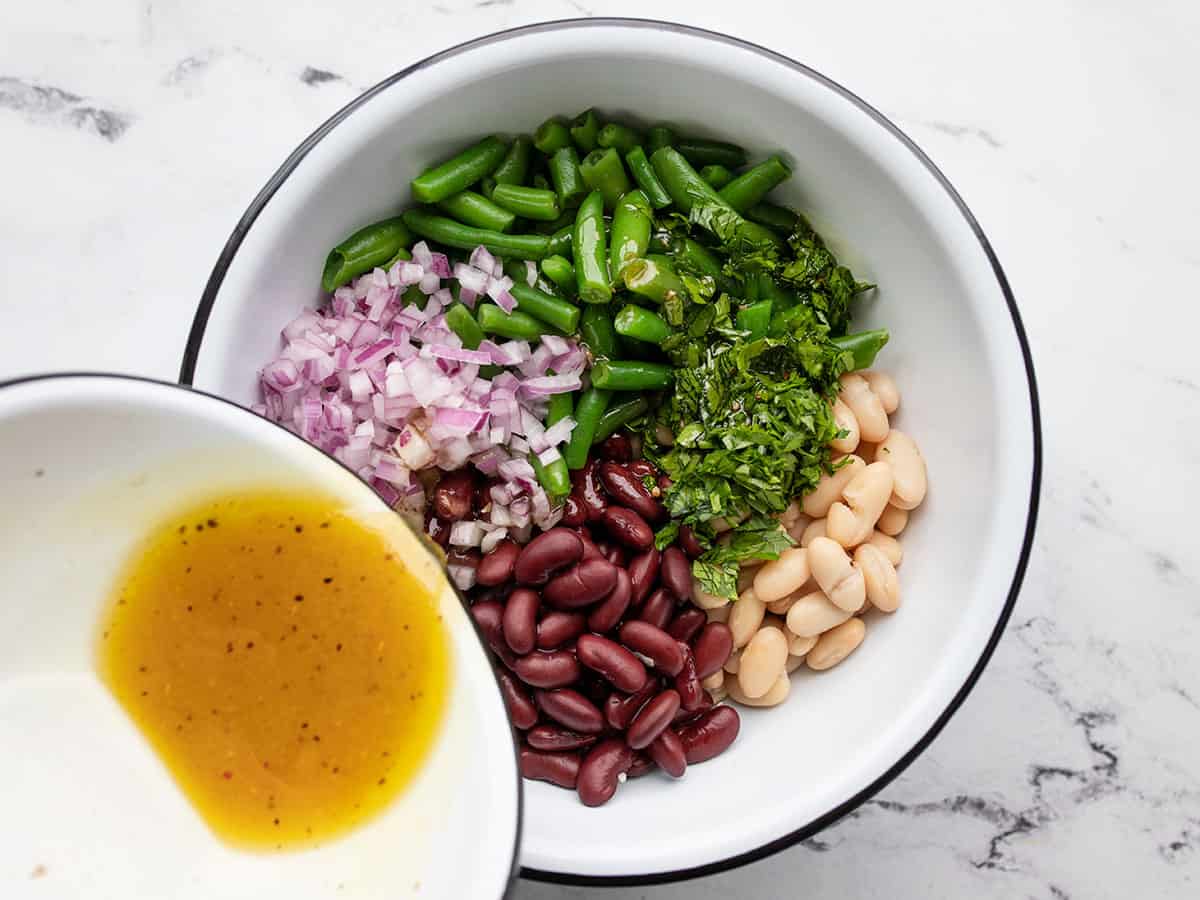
[0,77,130,141]
[300,66,343,86]
[165,54,215,85]
[923,120,1003,148]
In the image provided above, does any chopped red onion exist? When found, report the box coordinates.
[454,263,489,294]
[447,565,477,591]
[480,528,507,554]
[520,373,582,396]
[537,445,562,467]
[449,520,484,547]
[523,261,538,286]
[469,245,497,276]
[458,287,478,309]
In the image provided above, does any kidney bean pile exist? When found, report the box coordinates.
[438,434,740,807]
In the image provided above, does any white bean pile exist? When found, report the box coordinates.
[688,370,927,707]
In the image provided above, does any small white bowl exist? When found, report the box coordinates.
[181,19,1041,884]
[0,374,519,900]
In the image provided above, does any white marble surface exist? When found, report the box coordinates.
[2,1,1198,897]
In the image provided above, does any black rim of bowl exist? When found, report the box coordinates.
[0,371,525,900]
[177,16,1043,888]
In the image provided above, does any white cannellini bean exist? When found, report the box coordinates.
[854,543,900,612]
[753,547,811,603]
[876,430,927,510]
[807,537,867,612]
[723,647,742,674]
[708,684,729,704]
[801,455,866,517]
[787,514,812,542]
[827,461,895,548]
[766,589,805,615]
[728,670,791,707]
[701,669,725,691]
[737,626,790,698]
[866,530,903,567]
[862,371,900,414]
[829,398,860,453]
[728,587,766,648]
[876,504,909,536]
[778,499,805,530]
[784,589,853,637]
[807,618,866,670]
[693,578,730,610]
[786,631,818,657]
[839,373,890,442]
[800,518,828,546]
[785,654,807,673]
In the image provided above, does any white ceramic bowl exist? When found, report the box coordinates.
[0,375,519,900]
[181,19,1041,884]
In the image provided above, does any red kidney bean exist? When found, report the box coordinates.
[514,528,583,585]
[678,705,740,764]
[627,548,660,604]
[677,524,704,559]
[599,433,633,462]
[628,460,656,478]
[425,513,451,548]
[496,669,539,730]
[636,587,675,630]
[619,621,686,676]
[471,600,516,667]
[535,688,605,733]
[587,568,632,634]
[660,547,692,602]
[570,459,608,521]
[627,752,657,778]
[604,544,627,567]
[433,468,475,521]
[671,690,713,726]
[543,559,619,609]
[520,747,580,789]
[577,739,634,807]
[647,729,687,778]
[536,611,587,650]
[477,539,520,586]
[576,669,613,707]
[627,689,681,749]
[526,724,598,752]
[674,644,705,712]
[514,650,580,689]
[691,622,734,680]
[575,528,604,562]
[599,462,666,523]
[666,608,706,643]
[604,681,656,731]
[502,587,539,655]
[601,506,654,550]
[561,494,586,527]
[577,634,648,693]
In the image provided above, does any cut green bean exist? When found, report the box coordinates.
[756,271,796,310]
[549,146,587,210]
[699,164,735,190]
[590,359,674,391]
[548,224,574,258]
[596,122,642,155]
[645,124,676,155]
[477,303,549,341]
[563,388,611,470]
[609,189,652,281]
[541,255,576,293]
[622,254,686,304]
[436,190,516,233]
[736,300,773,340]
[531,390,575,497]
[492,135,533,187]
[580,305,619,359]
[382,246,412,269]
[572,190,611,304]
[411,136,506,204]
[532,173,552,192]
[650,148,781,247]
[579,148,632,210]
[624,146,673,209]
[833,329,890,371]
[509,282,580,334]
[719,155,792,212]
[534,117,572,155]
[745,202,800,232]
[675,137,747,169]
[593,395,650,443]
[321,216,411,291]
[667,236,732,292]
[402,209,550,259]
[491,184,562,221]
[445,302,486,349]
[503,259,561,300]
[614,304,670,344]
[569,108,601,152]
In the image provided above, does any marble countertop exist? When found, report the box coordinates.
[2,1,1198,896]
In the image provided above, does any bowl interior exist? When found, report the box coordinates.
[0,376,517,900]
[187,22,1035,880]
